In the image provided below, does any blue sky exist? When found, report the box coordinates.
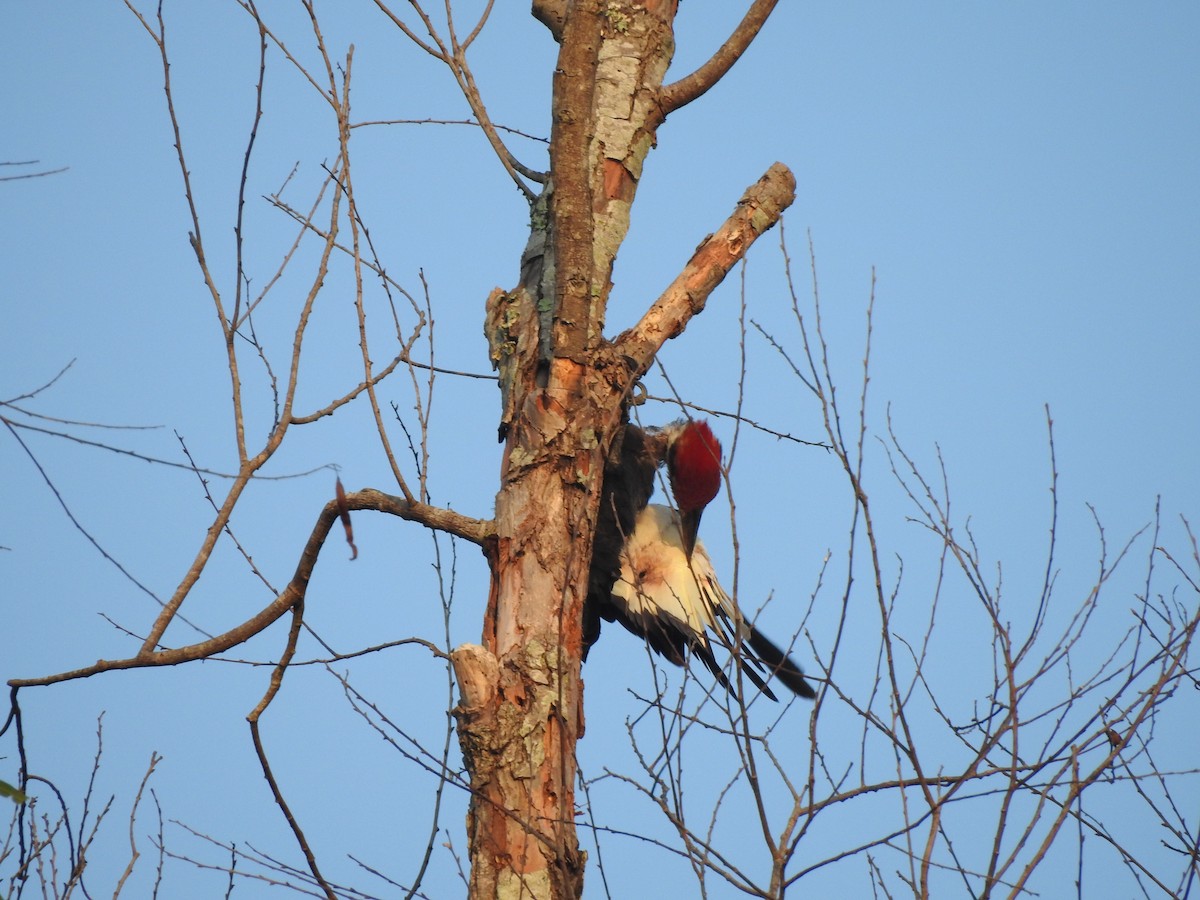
[3,3,1198,897]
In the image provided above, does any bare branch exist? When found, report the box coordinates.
[231,0,269,330]
[372,1,538,200]
[657,0,781,121]
[246,592,336,899]
[614,162,796,379]
[0,159,69,181]
[113,753,162,896]
[8,489,492,689]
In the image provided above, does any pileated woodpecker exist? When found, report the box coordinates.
[585,419,816,701]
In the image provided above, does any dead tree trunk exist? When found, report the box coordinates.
[452,3,793,896]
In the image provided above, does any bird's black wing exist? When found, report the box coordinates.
[584,423,663,658]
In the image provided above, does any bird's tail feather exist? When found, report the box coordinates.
[692,641,779,702]
[746,627,817,699]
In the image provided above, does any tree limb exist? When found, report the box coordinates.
[614,161,796,379]
[8,490,493,688]
[532,0,566,41]
[656,0,781,122]
[547,0,605,361]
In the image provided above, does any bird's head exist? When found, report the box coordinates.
[663,419,722,558]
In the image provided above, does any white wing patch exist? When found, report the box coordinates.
[612,504,743,654]
[607,504,816,700]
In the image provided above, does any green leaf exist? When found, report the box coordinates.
[0,779,27,804]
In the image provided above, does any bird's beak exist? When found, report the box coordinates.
[679,507,702,560]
